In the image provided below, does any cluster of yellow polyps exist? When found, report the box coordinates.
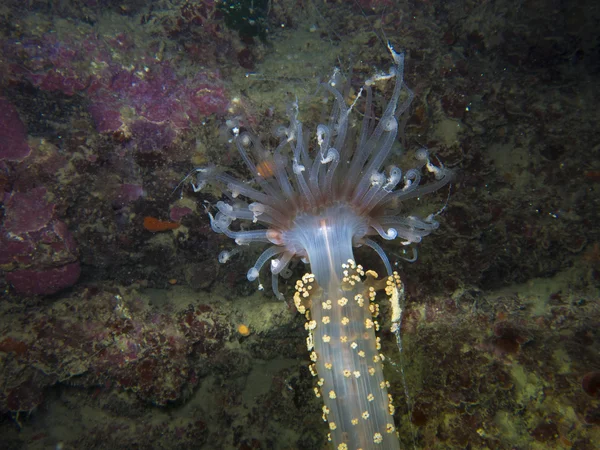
[294,259,403,450]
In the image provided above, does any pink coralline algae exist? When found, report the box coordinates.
[6,263,81,296]
[3,28,229,153]
[1,187,80,296]
[128,120,177,153]
[88,67,229,151]
[2,34,90,97]
[0,98,31,161]
[169,206,193,222]
[0,291,229,412]
[4,34,92,96]
[3,187,55,234]
[114,183,145,208]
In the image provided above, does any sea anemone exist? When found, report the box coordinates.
[188,43,452,449]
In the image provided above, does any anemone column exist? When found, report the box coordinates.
[291,205,400,449]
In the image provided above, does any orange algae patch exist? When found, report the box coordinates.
[143,216,180,232]
[237,324,251,336]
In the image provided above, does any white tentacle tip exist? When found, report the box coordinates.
[247,267,259,281]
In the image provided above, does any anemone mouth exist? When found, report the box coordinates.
[189,43,453,299]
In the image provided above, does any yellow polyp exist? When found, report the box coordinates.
[237,324,251,336]
[293,291,306,314]
[306,334,314,351]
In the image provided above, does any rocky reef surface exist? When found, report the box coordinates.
[0,0,599,449]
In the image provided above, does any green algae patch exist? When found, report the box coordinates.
[510,364,544,407]
[494,410,525,446]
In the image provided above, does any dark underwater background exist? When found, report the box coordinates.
[0,0,599,448]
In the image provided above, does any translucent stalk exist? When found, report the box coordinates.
[290,206,400,450]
